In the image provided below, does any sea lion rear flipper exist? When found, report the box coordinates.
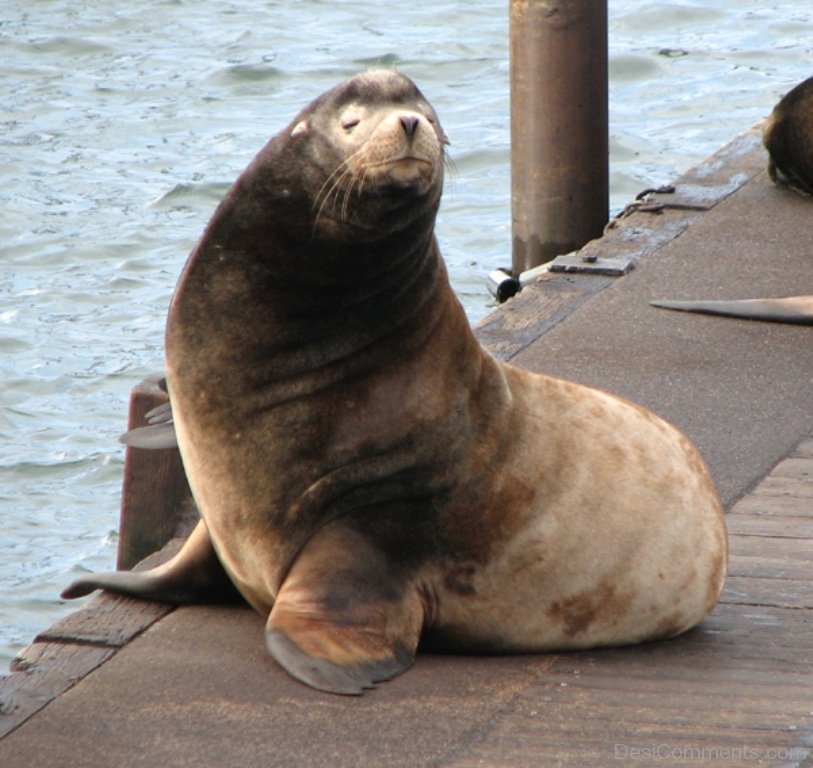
[650,297,813,325]
[119,400,179,449]
[265,524,423,695]
[61,519,241,604]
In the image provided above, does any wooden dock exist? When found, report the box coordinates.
[2,128,812,767]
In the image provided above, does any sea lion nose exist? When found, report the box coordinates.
[399,115,420,139]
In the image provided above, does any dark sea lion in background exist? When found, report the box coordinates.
[764,75,813,196]
[651,79,813,326]
[650,296,813,325]
[62,70,727,695]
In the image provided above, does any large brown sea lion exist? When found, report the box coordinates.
[63,70,727,695]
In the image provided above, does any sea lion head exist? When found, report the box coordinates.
[174,69,450,316]
[763,75,813,196]
[279,69,449,239]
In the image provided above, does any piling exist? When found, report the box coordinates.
[509,0,609,275]
[116,374,190,570]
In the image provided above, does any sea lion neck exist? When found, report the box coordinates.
[165,202,455,408]
[174,168,443,311]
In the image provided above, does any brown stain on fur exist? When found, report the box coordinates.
[546,577,634,638]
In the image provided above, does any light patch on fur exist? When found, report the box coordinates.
[291,120,308,137]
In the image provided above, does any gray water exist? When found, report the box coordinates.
[2,0,812,671]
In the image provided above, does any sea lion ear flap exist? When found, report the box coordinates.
[290,120,309,138]
[265,524,423,695]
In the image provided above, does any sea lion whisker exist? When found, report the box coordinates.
[314,165,356,229]
[314,161,351,213]
[443,153,458,180]
[353,169,365,202]
[339,175,353,222]
[342,168,368,221]
[314,150,366,210]
[313,145,372,228]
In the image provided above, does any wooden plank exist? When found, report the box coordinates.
[728,528,813,588]
[769,456,813,480]
[728,533,813,560]
[547,651,813,689]
[696,609,813,655]
[550,213,694,275]
[726,554,813,580]
[475,272,614,361]
[724,529,813,580]
[0,538,185,741]
[497,711,810,741]
[36,592,173,648]
[41,535,186,646]
[723,575,813,609]
[726,513,813,538]
[750,474,813,500]
[546,655,813,689]
[731,493,813,517]
[0,643,114,739]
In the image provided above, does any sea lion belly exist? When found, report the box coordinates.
[424,364,727,652]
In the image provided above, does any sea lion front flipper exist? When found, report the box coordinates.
[265,524,423,695]
[61,519,241,604]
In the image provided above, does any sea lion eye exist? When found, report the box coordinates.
[342,118,360,133]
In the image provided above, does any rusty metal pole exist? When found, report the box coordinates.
[510,0,608,275]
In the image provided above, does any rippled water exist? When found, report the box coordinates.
[2,0,812,670]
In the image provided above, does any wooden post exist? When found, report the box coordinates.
[510,0,609,275]
[117,374,192,570]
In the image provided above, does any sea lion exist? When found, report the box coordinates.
[649,80,813,327]
[764,75,813,196]
[650,296,813,325]
[63,70,727,695]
